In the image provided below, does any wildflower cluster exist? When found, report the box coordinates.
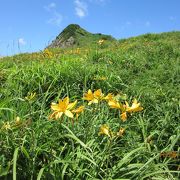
[108,98,143,122]
[82,89,109,105]
[82,89,143,138]
[93,76,107,81]
[0,117,24,131]
[49,89,143,139]
[43,49,53,58]
[82,89,143,122]
[98,124,125,138]
[63,48,89,55]
[160,151,179,159]
[25,92,36,102]
[98,39,105,45]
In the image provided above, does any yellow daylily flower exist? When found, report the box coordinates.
[49,97,77,119]
[83,89,93,100]
[125,99,143,113]
[83,89,98,105]
[120,112,127,122]
[103,93,114,101]
[1,122,11,130]
[94,76,107,81]
[25,92,36,101]
[98,39,105,45]
[83,89,104,105]
[117,128,125,137]
[93,89,104,100]
[100,77,107,80]
[98,124,111,137]
[15,116,21,125]
[43,49,53,58]
[72,105,85,118]
[108,100,123,110]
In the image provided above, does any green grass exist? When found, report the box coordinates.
[0,31,179,179]
[47,24,115,49]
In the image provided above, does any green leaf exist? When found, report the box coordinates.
[13,147,19,180]
[37,167,45,180]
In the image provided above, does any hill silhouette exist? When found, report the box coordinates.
[47,24,115,49]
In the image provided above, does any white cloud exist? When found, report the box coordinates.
[74,0,109,18]
[44,2,56,11]
[89,0,108,3]
[75,7,86,18]
[18,38,26,45]
[47,11,63,26]
[49,2,56,8]
[74,0,88,18]
[145,21,151,27]
[44,2,63,27]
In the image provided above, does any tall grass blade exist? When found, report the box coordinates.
[13,147,19,180]
[37,167,45,180]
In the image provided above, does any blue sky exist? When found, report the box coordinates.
[0,0,180,56]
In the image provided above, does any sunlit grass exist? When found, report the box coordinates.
[0,32,179,179]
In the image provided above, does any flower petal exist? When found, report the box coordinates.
[51,103,60,111]
[67,100,77,110]
[104,93,114,101]
[88,89,93,94]
[108,100,120,109]
[63,97,69,106]
[98,124,111,137]
[120,112,127,122]
[88,101,93,105]
[49,111,57,119]
[65,110,74,118]
[93,99,98,104]
[72,106,84,113]
[55,112,63,119]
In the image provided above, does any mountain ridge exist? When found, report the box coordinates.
[47,24,116,49]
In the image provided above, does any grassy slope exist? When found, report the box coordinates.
[0,31,179,179]
[48,24,115,48]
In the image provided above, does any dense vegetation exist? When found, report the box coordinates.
[0,31,179,179]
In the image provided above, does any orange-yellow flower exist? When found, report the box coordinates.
[103,93,114,101]
[117,128,125,137]
[125,99,143,113]
[98,124,111,137]
[83,89,97,105]
[43,49,53,58]
[72,105,85,118]
[15,116,21,125]
[120,99,143,121]
[25,92,36,101]
[98,39,105,45]
[83,89,104,105]
[108,100,123,110]
[94,76,107,81]
[120,112,127,122]
[93,89,104,100]
[76,48,80,54]
[49,97,77,119]
[1,122,11,130]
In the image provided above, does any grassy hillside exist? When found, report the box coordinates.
[0,31,179,179]
[47,24,115,49]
